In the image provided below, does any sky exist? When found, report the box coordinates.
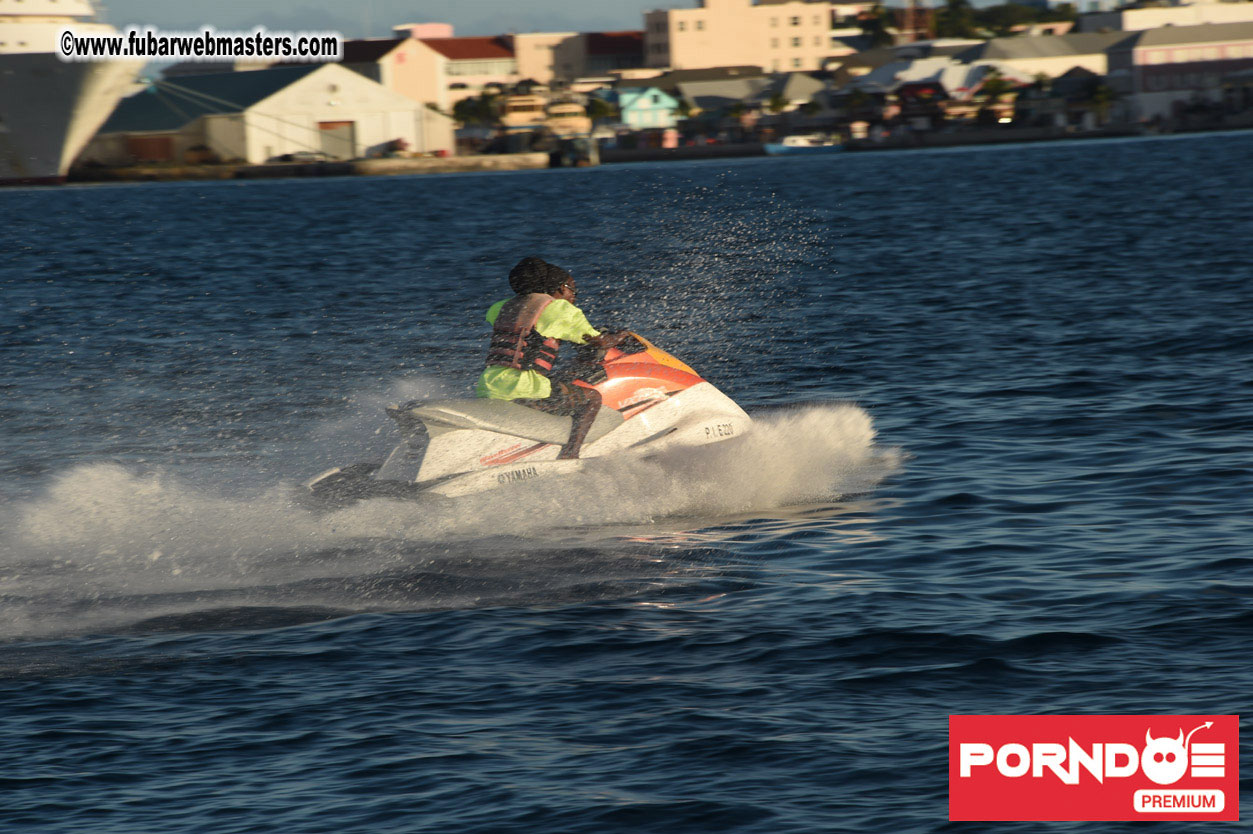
[102,0,671,40]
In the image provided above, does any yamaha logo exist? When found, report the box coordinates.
[497,466,539,484]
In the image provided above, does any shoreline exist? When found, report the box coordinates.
[61,152,550,185]
[19,122,1251,187]
[844,123,1145,151]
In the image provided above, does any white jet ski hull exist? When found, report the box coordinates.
[306,333,752,503]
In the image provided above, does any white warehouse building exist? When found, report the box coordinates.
[82,63,453,166]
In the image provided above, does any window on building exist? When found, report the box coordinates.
[678,21,685,31]
[814,36,820,46]
[447,58,517,76]
[790,16,800,25]
[771,37,779,48]
[792,37,801,47]
[652,93,660,104]
[792,57,801,67]
[696,20,704,30]
[771,17,778,27]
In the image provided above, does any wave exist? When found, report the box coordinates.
[0,404,893,639]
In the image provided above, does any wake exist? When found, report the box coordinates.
[0,404,894,639]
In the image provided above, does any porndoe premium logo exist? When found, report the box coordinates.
[949,715,1239,821]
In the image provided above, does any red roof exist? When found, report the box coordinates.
[421,36,514,61]
[585,30,644,57]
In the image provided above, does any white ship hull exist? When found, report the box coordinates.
[0,52,138,183]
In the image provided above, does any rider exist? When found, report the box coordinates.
[476,257,627,460]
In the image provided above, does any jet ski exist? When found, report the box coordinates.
[306,332,752,503]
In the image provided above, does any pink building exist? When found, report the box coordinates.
[1111,21,1253,118]
[644,0,873,72]
[393,23,455,39]
[420,37,520,104]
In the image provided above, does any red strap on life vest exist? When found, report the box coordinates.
[485,294,560,374]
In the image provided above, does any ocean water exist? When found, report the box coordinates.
[1,131,1250,832]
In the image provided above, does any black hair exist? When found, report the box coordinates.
[545,264,572,293]
[509,256,552,294]
[509,256,569,295]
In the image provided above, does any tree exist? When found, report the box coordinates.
[586,96,618,124]
[799,99,822,116]
[1041,2,1078,22]
[673,98,694,119]
[452,93,500,126]
[1088,82,1115,123]
[847,88,871,114]
[859,5,895,48]
[767,93,789,114]
[936,0,979,39]
[978,70,1013,103]
[974,2,1040,37]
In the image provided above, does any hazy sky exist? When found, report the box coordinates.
[102,0,672,39]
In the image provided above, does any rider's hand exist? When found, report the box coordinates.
[586,330,629,349]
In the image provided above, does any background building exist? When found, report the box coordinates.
[511,32,584,84]
[421,36,520,105]
[1079,0,1253,33]
[82,64,452,165]
[614,86,682,128]
[643,0,873,72]
[337,37,450,112]
[584,31,647,76]
[1111,21,1253,118]
[953,31,1134,78]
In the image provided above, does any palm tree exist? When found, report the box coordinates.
[452,92,500,126]
[936,0,978,39]
[586,96,618,124]
[860,5,895,48]
[979,71,1013,103]
[1088,83,1115,124]
[846,88,870,116]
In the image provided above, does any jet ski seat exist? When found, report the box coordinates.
[397,399,623,447]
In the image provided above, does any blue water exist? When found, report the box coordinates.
[1,132,1251,832]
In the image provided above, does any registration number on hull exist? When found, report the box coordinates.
[704,422,735,439]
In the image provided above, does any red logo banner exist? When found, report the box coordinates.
[949,715,1240,821]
